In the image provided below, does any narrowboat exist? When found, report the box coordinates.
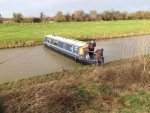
[43,35,104,65]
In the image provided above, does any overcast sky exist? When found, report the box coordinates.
[0,0,150,17]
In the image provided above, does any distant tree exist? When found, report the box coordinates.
[13,13,24,23]
[52,10,150,22]
[0,14,3,23]
[49,17,54,21]
[33,17,41,23]
[127,13,134,20]
[54,11,65,22]
[100,10,127,21]
[144,11,150,19]
[72,10,85,21]
[23,17,34,23]
[131,11,150,20]
[64,13,71,22]
[101,10,112,21]
[96,14,102,21]
[120,12,128,20]
[127,12,141,20]
[89,10,98,21]
[84,13,91,21]
[40,12,46,22]
[112,10,126,20]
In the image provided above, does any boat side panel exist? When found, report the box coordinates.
[44,37,98,65]
[44,42,79,59]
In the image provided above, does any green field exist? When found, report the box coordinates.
[0,20,150,48]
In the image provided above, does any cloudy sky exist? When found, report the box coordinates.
[0,0,150,17]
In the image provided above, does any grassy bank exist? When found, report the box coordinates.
[0,56,150,113]
[0,20,150,48]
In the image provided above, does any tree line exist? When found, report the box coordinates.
[0,10,150,23]
[54,10,150,22]
[0,12,47,23]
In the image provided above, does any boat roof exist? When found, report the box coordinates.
[46,35,88,47]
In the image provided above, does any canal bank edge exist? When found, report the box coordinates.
[0,56,150,113]
[0,33,150,49]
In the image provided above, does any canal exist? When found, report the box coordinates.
[0,35,150,84]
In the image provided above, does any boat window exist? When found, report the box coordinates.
[47,39,51,43]
[63,43,66,49]
[67,44,73,52]
[70,45,73,52]
[53,40,58,46]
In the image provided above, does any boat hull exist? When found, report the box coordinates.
[44,42,97,65]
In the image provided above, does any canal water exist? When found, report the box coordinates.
[0,35,150,84]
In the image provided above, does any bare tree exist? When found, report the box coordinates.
[89,10,98,21]
[100,10,123,21]
[96,14,102,21]
[72,10,85,21]
[13,13,24,23]
[64,13,71,22]
[120,12,128,20]
[84,13,91,21]
[132,11,150,20]
[54,11,65,22]
[101,10,111,21]
[40,12,46,22]
[54,10,150,22]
